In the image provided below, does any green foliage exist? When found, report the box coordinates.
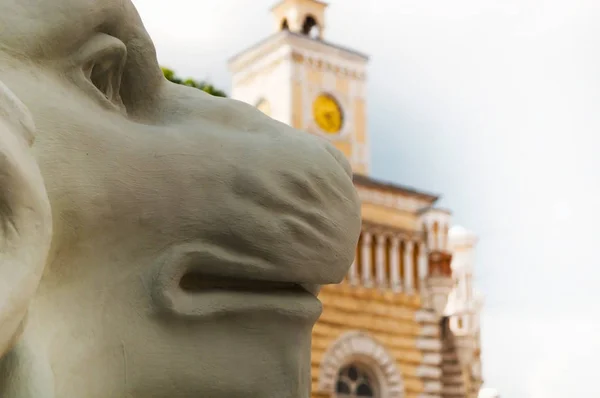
[161,67,227,98]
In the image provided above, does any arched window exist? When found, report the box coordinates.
[336,364,378,398]
[281,18,289,30]
[301,15,321,38]
[318,331,405,398]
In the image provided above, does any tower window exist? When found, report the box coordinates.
[281,18,289,30]
[302,15,321,39]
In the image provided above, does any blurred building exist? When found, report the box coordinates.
[228,1,485,397]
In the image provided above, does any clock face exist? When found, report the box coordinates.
[256,98,271,116]
[312,94,343,134]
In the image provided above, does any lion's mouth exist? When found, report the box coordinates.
[179,272,320,297]
[150,246,323,320]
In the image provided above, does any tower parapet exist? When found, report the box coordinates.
[420,208,454,315]
[420,207,452,252]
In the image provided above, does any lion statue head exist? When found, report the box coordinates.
[0,1,361,397]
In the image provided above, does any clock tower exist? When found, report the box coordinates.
[228,0,370,174]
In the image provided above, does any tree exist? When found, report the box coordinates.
[161,67,227,98]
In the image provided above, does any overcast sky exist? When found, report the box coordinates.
[133,0,600,396]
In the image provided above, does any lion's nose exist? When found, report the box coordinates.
[139,99,361,288]
[195,134,359,283]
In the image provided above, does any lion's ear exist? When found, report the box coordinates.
[0,81,52,358]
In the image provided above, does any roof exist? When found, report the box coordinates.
[228,30,369,66]
[417,206,452,215]
[288,31,370,60]
[352,173,440,202]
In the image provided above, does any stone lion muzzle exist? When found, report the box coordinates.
[0,1,361,396]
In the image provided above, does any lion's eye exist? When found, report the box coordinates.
[76,33,127,112]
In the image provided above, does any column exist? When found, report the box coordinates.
[375,234,387,288]
[403,240,414,294]
[361,231,373,287]
[389,236,401,292]
[418,242,428,293]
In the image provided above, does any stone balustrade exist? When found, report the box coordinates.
[348,229,429,295]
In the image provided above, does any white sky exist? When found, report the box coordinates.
[132,0,600,396]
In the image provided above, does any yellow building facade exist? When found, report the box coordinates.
[229,2,485,397]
